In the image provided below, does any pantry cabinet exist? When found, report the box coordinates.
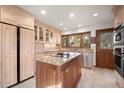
[0,5,35,87]
[0,24,17,88]
[20,28,34,81]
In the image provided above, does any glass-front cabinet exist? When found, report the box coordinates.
[46,29,49,42]
[34,25,44,43]
[39,27,43,42]
[62,36,69,47]
[82,32,91,48]
[68,34,81,47]
[61,32,91,48]
[34,25,38,42]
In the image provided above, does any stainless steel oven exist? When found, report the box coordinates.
[113,46,124,77]
[114,24,124,46]
[113,23,124,77]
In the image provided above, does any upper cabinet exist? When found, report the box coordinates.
[61,32,91,48]
[68,34,81,47]
[112,5,124,28]
[35,20,61,45]
[45,29,50,42]
[0,6,35,30]
[19,13,34,30]
[81,32,91,48]
[34,24,44,43]
[0,7,19,25]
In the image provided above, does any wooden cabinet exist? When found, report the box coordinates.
[36,54,82,88]
[36,62,58,88]
[0,6,35,30]
[61,64,71,88]
[1,24,17,87]
[61,32,91,48]
[34,20,61,45]
[34,25,44,43]
[0,7,19,25]
[112,6,124,28]
[45,29,50,42]
[45,65,58,88]
[20,28,34,81]
[81,32,91,48]
[20,13,34,30]
[0,23,2,87]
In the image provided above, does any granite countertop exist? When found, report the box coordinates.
[35,52,82,67]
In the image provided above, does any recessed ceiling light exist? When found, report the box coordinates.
[64,28,67,30]
[69,13,75,18]
[78,24,82,27]
[93,13,98,17]
[59,23,63,26]
[40,10,46,15]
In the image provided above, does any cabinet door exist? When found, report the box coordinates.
[0,23,2,87]
[20,14,34,30]
[20,28,34,81]
[62,66,71,88]
[45,65,58,88]
[2,24,17,87]
[0,8,19,25]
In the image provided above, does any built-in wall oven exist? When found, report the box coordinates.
[113,23,124,78]
[114,24,124,46]
[113,46,124,77]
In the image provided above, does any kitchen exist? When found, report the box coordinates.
[0,5,124,88]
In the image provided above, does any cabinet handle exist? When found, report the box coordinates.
[66,69,68,72]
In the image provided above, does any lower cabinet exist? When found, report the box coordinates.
[61,64,71,88]
[20,28,34,81]
[0,23,17,87]
[45,65,58,88]
[36,54,82,88]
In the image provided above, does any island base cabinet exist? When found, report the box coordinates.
[36,54,82,88]
[0,23,17,87]
[36,62,59,88]
[61,66,71,88]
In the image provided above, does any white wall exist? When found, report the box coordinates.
[62,22,114,66]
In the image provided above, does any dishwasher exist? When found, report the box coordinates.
[83,53,93,69]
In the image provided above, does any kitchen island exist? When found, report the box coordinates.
[36,52,82,88]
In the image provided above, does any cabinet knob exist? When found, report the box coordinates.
[66,69,68,72]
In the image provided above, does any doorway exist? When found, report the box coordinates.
[96,28,114,69]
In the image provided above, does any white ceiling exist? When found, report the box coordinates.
[19,5,114,31]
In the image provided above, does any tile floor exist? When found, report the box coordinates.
[12,67,120,88]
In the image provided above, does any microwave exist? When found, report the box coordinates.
[114,25,124,46]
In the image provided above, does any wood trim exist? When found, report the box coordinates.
[62,31,90,36]
[0,23,2,87]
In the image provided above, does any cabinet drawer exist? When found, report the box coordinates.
[20,14,34,30]
[0,8,19,25]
